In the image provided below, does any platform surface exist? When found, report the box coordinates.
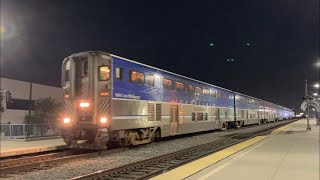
[0,138,66,157]
[153,119,320,180]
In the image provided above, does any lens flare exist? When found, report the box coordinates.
[0,22,17,42]
[0,25,6,33]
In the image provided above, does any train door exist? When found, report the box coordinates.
[96,55,112,125]
[170,105,179,135]
[73,56,93,124]
[214,108,220,129]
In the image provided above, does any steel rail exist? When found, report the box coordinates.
[0,148,127,177]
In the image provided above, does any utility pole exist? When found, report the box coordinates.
[305,80,311,130]
[27,82,32,138]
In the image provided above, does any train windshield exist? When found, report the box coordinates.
[64,60,70,83]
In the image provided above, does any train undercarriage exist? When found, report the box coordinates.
[62,127,160,149]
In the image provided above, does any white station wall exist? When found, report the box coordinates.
[0,78,63,124]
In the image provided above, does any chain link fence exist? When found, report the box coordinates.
[0,124,60,139]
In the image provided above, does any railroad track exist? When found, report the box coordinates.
[0,148,127,177]
[71,120,296,180]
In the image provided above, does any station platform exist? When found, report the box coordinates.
[0,137,66,157]
[152,119,320,180]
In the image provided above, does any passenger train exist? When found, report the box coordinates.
[61,51,294,149]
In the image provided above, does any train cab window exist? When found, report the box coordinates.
[64,60,70,83]
[99,66,111,81]
[116,67,124,80]
[210,90,216,98]
[130,70,144,84]
[203,89,210,96]
[163,78,174,89]
[188,85,195,94]
[145,74,154,86]
[204,113,208,120]
[83,61,88,76]
[176,82,185,92]
[65,70,70,82]
[195,87,203,95]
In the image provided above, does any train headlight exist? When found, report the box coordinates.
[100,117,107,124]
[63,117,71,124]
[80,102,90,108]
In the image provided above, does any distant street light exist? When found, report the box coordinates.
[314,83,320,89]
[313,93,319,97]
[315,60,320,68]
[305,80,312,130]
[227,58,235,62]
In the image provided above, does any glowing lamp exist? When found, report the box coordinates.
[100,117,107,123]
[80,102,90,108]
[100,92,109,96]
[63,117,71,124]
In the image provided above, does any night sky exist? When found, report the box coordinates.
[0,0,319,112]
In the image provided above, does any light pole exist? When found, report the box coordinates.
[305,80,312,130]
[313,84,320,125]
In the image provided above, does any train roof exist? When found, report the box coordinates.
[64,51,293,112]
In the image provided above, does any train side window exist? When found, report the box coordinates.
[195,86,203,95]
[130,70,144,84]
[99,66,111,81]
[217,91,222,98]
[204,113,208,120]
[163,78,174,89]
[146,74,154,86]
[192,113,196,121]
[176,81,185,92]
[210,90,216,98]
[188,85,194,94]
[223,94,227,99]
[197,113,203,121]
[116,67,124,80]
[203,89,210,96]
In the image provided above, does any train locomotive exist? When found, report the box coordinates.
[60,51,294,149]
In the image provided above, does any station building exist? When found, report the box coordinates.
[0,78,63,124]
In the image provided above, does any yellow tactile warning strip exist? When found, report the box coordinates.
[151,122,295,180]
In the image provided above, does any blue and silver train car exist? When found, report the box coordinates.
[60,51,294,149]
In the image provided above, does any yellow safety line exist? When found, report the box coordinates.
[151,121,296,180]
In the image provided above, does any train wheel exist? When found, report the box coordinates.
[221,122,228,131]
[235,121,242,128]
